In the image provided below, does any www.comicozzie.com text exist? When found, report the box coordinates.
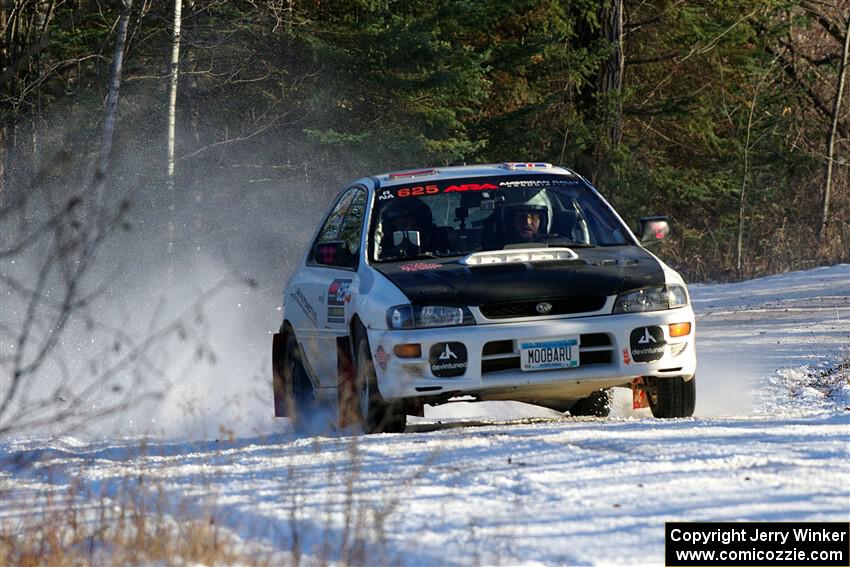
[669,527,847,546]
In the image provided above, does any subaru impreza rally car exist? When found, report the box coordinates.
[273,163,696,433]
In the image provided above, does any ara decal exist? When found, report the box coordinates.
[443,183,498,193]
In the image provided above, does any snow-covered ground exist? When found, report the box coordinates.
[2,265,848,565]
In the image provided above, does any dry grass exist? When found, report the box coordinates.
[0,433,419,567]
[0,476,272,567]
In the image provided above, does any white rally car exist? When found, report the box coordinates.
[273,163,696,433]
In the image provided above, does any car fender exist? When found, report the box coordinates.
[348,262,409,333]
[642,249,691,302]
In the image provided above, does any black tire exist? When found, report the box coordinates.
[647,375,696,418]
[355,334,406,434]
[569,389,612,417]
[284,332,318,433]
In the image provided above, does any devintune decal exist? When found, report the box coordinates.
[429,342,468,378]
[630,326,666,362]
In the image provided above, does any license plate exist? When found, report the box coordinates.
[520,337,580,371]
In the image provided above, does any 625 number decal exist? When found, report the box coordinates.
[397,185,439,197]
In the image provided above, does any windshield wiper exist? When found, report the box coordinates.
[539,237,595,248]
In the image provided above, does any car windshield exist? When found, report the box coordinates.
[369,174,632,262]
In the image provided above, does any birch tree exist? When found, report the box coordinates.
[166,0,182,184]
[820,13,850,242]
[93,0,133,211]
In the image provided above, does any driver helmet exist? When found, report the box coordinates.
[381,197,433,234]
[502,190,553,240]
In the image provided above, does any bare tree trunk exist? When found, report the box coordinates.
[0,122,6,206]
[93,0,133,209]
[166,0,182,183]
[819,14,850,242]
[599,0,624,148]
[593,0,624,188]
[736,96,756,278]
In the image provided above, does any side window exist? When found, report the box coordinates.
[309,187,364,268]
[316,190,356,244]
[338,189,366,258]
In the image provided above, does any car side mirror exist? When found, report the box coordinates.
[313,241,355,267]
[637,216,670,244]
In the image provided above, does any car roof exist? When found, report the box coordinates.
[368,163,580,189]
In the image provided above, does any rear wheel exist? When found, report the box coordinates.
[284,333,318,433]
[647,376,696,418]
[569,389,612,417]
[355,334,406,434]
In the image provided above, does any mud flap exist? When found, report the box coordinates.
[631,377,649,410]
[336,336,356,428]
[272,332,288,417]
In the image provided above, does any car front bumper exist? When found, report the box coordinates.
[367,307,697,401]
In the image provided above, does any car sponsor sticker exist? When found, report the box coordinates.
[429,342,467,378]
[327,279,352,324]
[443,183,498,193]
[499,179,552,188]
[519,337,580,371]
[290,288,318,327]
[400,262,441,272]
[375,345,389,370]
[629,326,666,362]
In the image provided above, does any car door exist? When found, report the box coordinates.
[294,186,366,391]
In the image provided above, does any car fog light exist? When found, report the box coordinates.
[669,322,691,337]
[394,344,422,358]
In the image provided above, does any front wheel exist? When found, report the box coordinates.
[647,376,696,418]
[354,335,406,434]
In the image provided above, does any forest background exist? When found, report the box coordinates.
[2,0,849,283]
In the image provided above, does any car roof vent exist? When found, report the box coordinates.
[500,162,552,170]
[387,169,440,180]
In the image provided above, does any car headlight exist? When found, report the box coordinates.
[613,285,689,313]
[386,305,475,329]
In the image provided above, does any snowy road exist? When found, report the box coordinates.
[2,265,849,565]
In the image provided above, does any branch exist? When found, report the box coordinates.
[677,8,760,64]
[626,53,677,66]
[177,110,310,162]
[801,1,846,44]
[624,0,686,34]
[766,43,850,140]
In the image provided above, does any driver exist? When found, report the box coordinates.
[379,198,434,256]
[502,192,552,244]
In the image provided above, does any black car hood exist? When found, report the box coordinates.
[373,246,665,306]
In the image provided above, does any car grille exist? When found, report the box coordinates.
[481,333,614,375]
[478,295,607,319]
